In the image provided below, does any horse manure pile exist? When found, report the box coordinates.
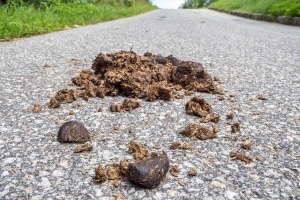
[49,51,254,191]
[49,51,217,108]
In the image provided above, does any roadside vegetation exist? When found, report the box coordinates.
[208,0,300,17]
[0,0,156,40]
[181,0,216,8]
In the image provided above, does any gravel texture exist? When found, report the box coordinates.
[0,9,299,200]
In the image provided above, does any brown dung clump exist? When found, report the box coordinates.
[200,113,220,123]
[230,152,253,164]
[128,141,149,160]
[169,142,193,150]
[186,96,212,117]
[95,160,130,183]
[110,99,140,112]
[95,165,107,183]
[49,51,217,108]
[241,140,253,150]
[179,123,217,140]
[188,168,197,176]
[32,104,42,113]
[74,144,93,153]
[231,123,241,133]
[170,165,179,177]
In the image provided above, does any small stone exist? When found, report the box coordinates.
[60,161,69,168]
[52,170,64,177]
[31,196,42,200]
[3,157,16,164]
[0,190,9,197]
[224,190,238,199]
[39,177,51,187]
[94,188,103,197]
[211,181,226,188]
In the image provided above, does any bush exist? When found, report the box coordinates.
[268,0,300,17]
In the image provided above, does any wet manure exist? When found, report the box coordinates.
[74,144,93,153]
[186,96,212,117]
[128,141,149,160]
[231,123,241,133]
[110,99,140,112]
[49,51,217,108]
[169,142,193,150]
[179,123,217,140]
[95,160,130,183]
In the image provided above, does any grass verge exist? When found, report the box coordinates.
[209,0,300,17]
[0,3,156,40]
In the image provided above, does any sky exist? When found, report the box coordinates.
[151,0,185,9]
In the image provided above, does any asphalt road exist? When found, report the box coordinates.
[0,9,299,200]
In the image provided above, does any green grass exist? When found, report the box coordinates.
[209,0,300,16]
[269,0,300,17]
[0,3,156,40]
[209,0,282,14]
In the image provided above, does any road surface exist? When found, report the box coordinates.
[0,9,299,200]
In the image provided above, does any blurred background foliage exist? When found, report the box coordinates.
[0,0,152,10]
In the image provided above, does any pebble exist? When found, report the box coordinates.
[59,161,69,168]
[211,181,226,189]
[94,188,103,197]
[39,177,51,187]
[224,190,238,199]
[52,170,64,177]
